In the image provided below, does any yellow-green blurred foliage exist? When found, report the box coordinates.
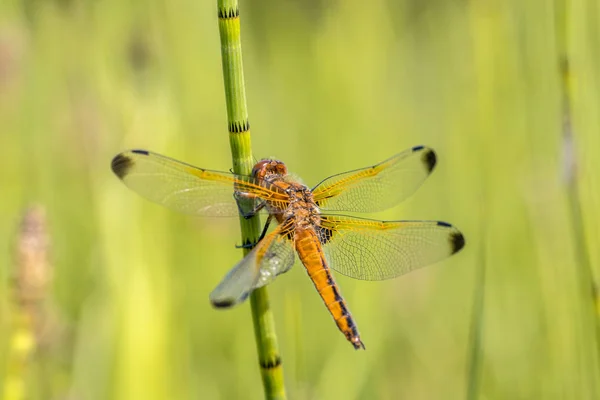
[1,0,599,399]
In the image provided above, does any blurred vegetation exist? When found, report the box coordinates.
[1,0,599,399]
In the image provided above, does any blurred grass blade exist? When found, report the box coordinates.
[466,200,486,400]
[216,1,287,399]
[556,0,600,381]
[4,206,51,400]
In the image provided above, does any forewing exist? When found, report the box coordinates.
[319,214,465,280]
[312,146,437,213]
[210,224,296,307]
[111,150,289,217]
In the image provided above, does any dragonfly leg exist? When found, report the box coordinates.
[236,214,273,249]
[234,191,265,219]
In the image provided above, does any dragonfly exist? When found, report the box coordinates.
[111,145,465,349]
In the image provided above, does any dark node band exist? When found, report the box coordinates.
[260,356,282,369]
[217,7,239,19]
[228,120,250,133]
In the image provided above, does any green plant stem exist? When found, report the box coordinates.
[216,1,287,399]
[556,0,600,354]
[555,0,600,392]
[466,204,487,400]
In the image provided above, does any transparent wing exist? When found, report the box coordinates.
[319,214,465,280]
[210,223,296,307]
[312,146,437,213]
[111,149,289,217]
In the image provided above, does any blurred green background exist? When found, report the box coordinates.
[1,0,600,399]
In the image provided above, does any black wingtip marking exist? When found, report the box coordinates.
[412,145,425,151]
[111,154,134,179]
[437,221,452,228]
[450,231,465,254]
[421,148,437,173]
[211,291,249,308]
[259,356,282,370]
[211,299,236,308]
[131,149,149,155]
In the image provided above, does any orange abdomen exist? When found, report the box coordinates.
[295,228,365,350]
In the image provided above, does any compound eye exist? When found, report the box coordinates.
[276,162,288,175]
[252,160,270,178]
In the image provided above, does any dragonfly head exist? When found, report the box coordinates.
[251,159,288,180]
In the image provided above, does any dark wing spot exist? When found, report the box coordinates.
[318,226,335,244]
[449,231,465,254]
[437,221,452,228]
[131,149,149,155]
[211,291,249,308]
[421,148,437,173]
[211,298,236,308]
[111,154,134,179]
[412,145,425,151]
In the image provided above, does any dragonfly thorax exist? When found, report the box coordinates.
[282,182,321,229]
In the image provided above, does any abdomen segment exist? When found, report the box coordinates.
[295,229,365,350]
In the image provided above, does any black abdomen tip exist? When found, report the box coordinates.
[111,154,134,179]
[450,231,465,254]
[351,337,366,350]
